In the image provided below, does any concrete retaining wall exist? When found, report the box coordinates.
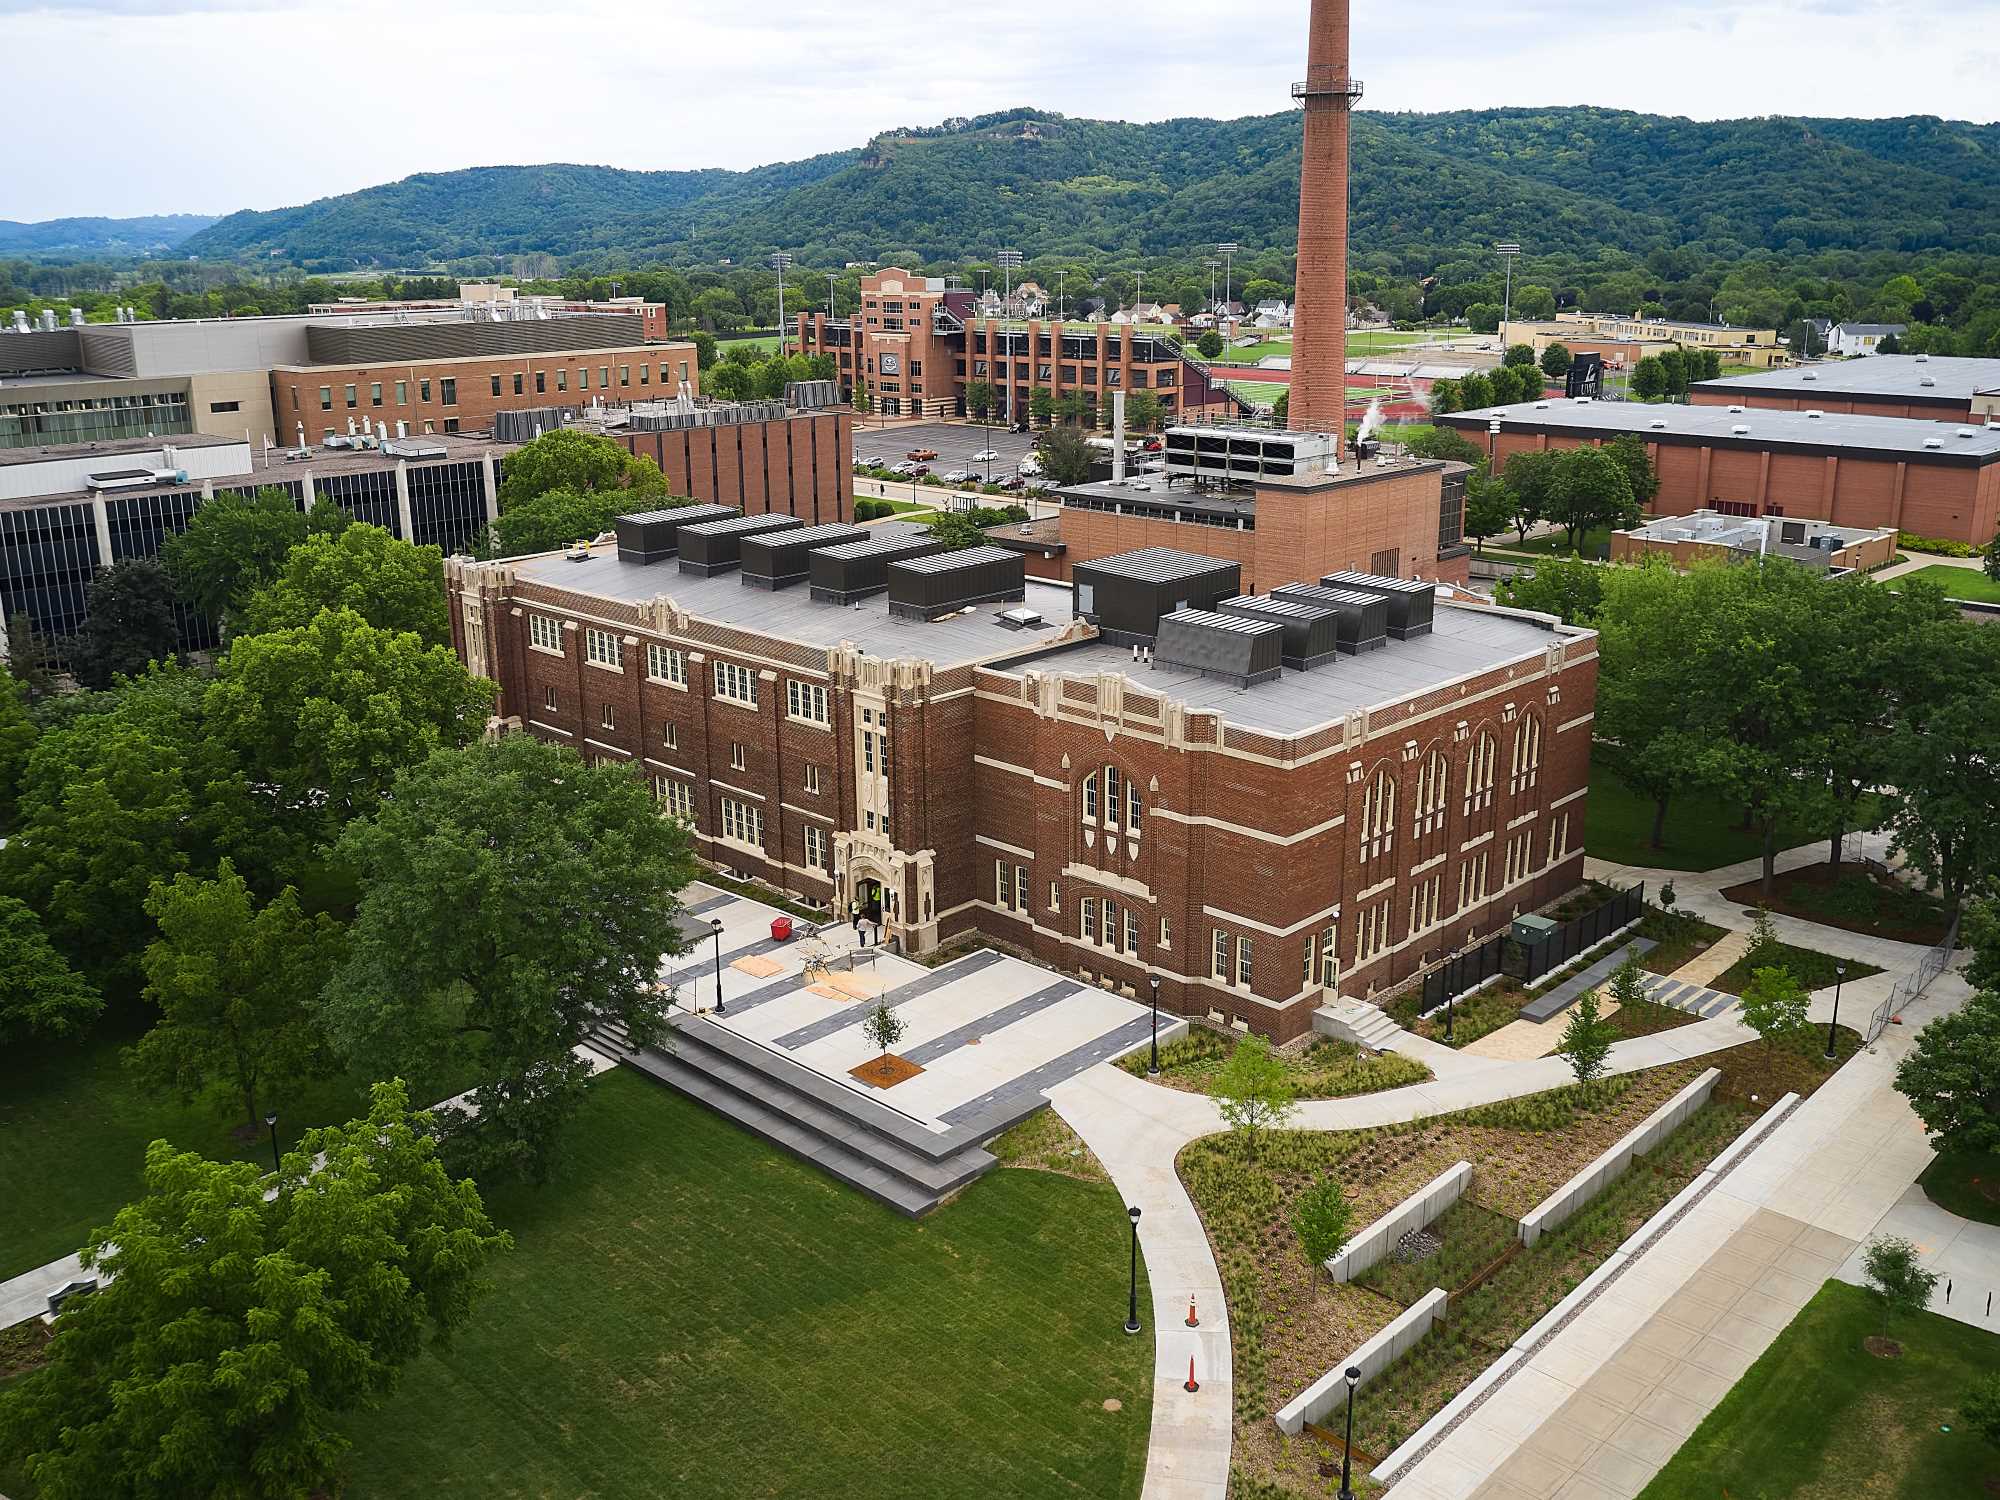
[1519,1068,1720,1248]
[1275,1288,1447,1436]
[1328,1162,1473,1282]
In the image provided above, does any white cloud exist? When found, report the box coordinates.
[2,0,1994,220]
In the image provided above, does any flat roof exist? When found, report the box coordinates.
[1690,355,2000,402]
[1009,601,1572,736]
[1442,398,2000,465]
[506,526,1080,669]
[0,431,241,470]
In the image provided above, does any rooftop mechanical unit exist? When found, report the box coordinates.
[808,533,949,605]
[614,505,739,564]
[1161,425,1339,485]
[1268,584,1390,654]
[1070,548,1242,646]
[676,513,804,577]
[738,523,870,591]
[1319,572,1437,640]
[1153,609,1285,687]
[784,379,842,411]
[886,546,1027,622]
[1215,595,1340,671]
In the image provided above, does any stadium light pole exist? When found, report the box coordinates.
[772,252,793,357]
[1495,242,1521,351]
[1216,243,1239,337]
[998,249,1023,423]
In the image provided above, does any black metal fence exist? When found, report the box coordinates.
[1418,882,1647,1011]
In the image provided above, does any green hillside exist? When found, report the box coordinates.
[0,214,218,256]
[177,106,2000,271]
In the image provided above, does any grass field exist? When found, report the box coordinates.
[1583,766,1828,873]
[1891,563,2000,603]
[1718,864,1950,945]
[719,333,781,355]
[1639,1280,2000,1499]
[0,1008,475,1281]
[1918,1151,2000,1226]
[337,1072,1152,1499]
[1487,526,1616,559]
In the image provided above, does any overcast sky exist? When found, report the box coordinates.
[6,0,1998,222]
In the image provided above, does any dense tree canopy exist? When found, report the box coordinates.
[494,428,672,511]
[0,896,102,1041]
[241,523,451,645]
[160,488,343,623]
[69,561,179,690]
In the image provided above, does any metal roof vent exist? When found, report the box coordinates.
[1732,424,1750,435]
[1802,371,1817,380]
[1915,353,1930,362]
[1920,377,1937,387]
[1649,418,1667,430]
[1574,396,1593,404]
[1728,405,1746,414]
[1805,410,1825,419]
[1534,401,1550,409]
[1958,428,1978,438]
[1923,437,1943,449]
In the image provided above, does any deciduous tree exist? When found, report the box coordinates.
[1557,989,1616,1096]
[494,427,671,511]
[1739,965,1809,1054]
[0,896,102,1041]
[0,1081,510,1500]
[1290,1175,1354,1297]
[241,522,450,645]
[1861,1234,1938,1341]
[1895,990,2000,1155]
[1497,554,1605,626]
[70,560,180,689]
[160,487,311,621]
[1214,1036,1297,1148]
[1035,425,1095,487]
[1539,343,1573,378]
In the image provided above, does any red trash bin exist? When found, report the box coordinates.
[770,916,793,942]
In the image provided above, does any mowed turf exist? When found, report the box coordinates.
[1639,1280,2000,1499]
[340,1070,1153,1499]
[1582,765,1833,873]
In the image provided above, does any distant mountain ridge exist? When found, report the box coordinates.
[157,106,2000,269]
[0,213,219,257]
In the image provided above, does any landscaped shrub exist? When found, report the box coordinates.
[1898,531,1982,558]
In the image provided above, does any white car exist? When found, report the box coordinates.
[1018,456,1044,477]
[971,449,1000,463]
[889,460,918,476]
[942,468,971,483]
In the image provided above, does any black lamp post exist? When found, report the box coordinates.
[1338,1365,1360,1500]
[711,917,725,1015]
[264,1111,280,1174]
[1825,960,1846,1060]
[1444,983,1457,1044]
[1124,1205,1143,1335]
[1148,976,1162,1076]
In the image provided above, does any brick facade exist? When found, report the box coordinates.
[606,411,853,525]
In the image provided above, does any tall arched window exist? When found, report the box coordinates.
[1359,766,1397,864]
[1510,715,1543,796]
[1413,749,1449,839]
[1464,731,1497,817]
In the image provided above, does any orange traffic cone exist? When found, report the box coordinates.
[1186,1297,1200,1328]
[1184,1354,1200,1393]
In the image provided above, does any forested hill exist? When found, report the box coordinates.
[0,214,218,256]
[177,106,2000,271]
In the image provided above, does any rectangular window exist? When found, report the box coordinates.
[584,627,620,668]
[542,685,558,712]
[535,371,547,395]
[1236,935,1254,987]
[601,365,610,388]
[599,703,616,731]
[996,860,1011,909]
[512,373,524,396]
[1124,908,1139,954]
[529,615,563,653]
[491,375,503,398]
[396,380,407,404]
[720,796,764,848]
[443,418,459,434]
[646,643,686,685]
[420,378,432,402]
[805,824,829,871]
[663,722,678,750]
[639,365,650,386]
[680,361,690,384]
[1104,765,1122,828]
[1049,881,1061,912]
[1159,915,1172,949]
[1082,773,1098,822]
[344,384,357,408]
[731,742,747,772]
[556,368,568,392]
[804,763,824,796]
[370,382,382,407]
[1320,924,1339,987]
[787,680,829,725]
[620,364,631,387]
[863,731,876,774]
[440,378,457,407]
[579,367,590,391]
[712,661,758,707]
[1082,902,1098,943]
[656,777,694,822]
[318,385,332,410]
[1212,929,1230,981]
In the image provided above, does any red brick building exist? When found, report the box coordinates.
[447,537,1593,1041]
[602,408,853,526]
[1690,355,2000,425]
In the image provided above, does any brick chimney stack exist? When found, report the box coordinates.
[1287,0,1362,444]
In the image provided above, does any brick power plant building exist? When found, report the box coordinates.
[444,0,1592,1042]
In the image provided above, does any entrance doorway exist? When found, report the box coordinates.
[859,878,884,923]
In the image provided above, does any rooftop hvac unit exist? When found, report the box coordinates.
[808,532,948,604]
[1070,547,1242,646]
[1732,424,1750,434]
[613,504,739,564]
[677,513,804,577]
[1267,584,1390,654]
[1318,572,1437,640]
[1215,595,1340,671]
[1159,424,1337,483]
[737,523,870,591]
[1152,610,1285,688]
[1780,521,1807,545]
[885,545,1026,621]
[784,379,841,411]
[1649,419,1667,429]
[1959,428,1979,438]
[1805,410,1825,419]
[381,439,448,460]
[1923,437,1943,449]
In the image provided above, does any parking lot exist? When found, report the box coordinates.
[852,420,1040,481]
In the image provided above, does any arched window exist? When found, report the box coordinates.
[1082,772,1098,822]
[1413,749,1449,839]
[1464,731,1497,817]
[1359,766,1397,863]
[1510,715,1543,796]
[1081,764,1143,835]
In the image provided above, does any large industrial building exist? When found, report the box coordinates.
[448,530,1594,1041]
[1689,353,2000,426]
[1439,397,2000,545]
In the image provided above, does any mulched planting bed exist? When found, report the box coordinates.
[1633,909,1729,976]
[1712,940,1882,996]
[1121,1027,1431,1099]
[1607,996,1704,1039]
[850,1053,924,1088]
[1720,865,1951,946]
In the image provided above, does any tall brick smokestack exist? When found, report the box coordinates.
[1287,0,1361,443]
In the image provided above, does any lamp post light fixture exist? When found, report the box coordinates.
[771,252,793,357]
[1825,960,1847,1060]
[1215,243,1239,334]
[1338,1365,1361,1500]
[1444,981,1458,1043]
[1495,241,1522,349]
[1149,976,1162,1076]
[264,1111,280,1175]
[1488,416,1502,468]
[711,917,726,1015]
[1124,1205,1143,1334]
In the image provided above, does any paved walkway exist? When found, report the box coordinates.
[1836,1183,2000,1335]
[1873,551,1986,582]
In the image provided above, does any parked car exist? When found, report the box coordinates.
[998,476,1026,491]
[971,449,1000,463]
[1141,438,1163,453]
[942,468,971,483]
[889,461,918,476]
[906,447,939,461]
[1018,456,1044,477]
[860,454,886,467]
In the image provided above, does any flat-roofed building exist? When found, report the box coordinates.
[1545,312,1788,368]
[1690,353,2000,426]
[1610,510,1898,573]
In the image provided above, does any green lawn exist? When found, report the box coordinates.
[1584,766,1828,873]
[1487,526,1617,560]
[338,1071,1152,1499]
[719,333,781,355]
[1918,1151,2000,1226]
[1639,1279,2000,1499]
[0,1009,476,1281]
[1891,563,2000,604]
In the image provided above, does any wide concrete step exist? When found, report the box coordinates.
[1313,1001,1405,1050]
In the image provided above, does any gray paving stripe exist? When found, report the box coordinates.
[1649,979,1693,1007]
[684,893,739,916]
[901,980,1086,1066]
[938,1013,1155,1128]
[772,950,1011,1050]
[662,933,790,991]
[1698,989,1739,1017]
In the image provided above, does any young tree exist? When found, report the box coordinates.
[1894,990,2000,1155]
[1861,1234,1939,1343]
[0,897,102,1041]
[1607,950,1651,1013]
[0,1081,510,1500]
[241,522,451,645]
[160,486,310,621]
[325,736,696,1181]
[1213,1036,1298,1148]
[1036,425,1095,487]
[131,861,344,1131]
[1196,330,1224,359]
[1539,343,1573,379]
[963,379,994,421]
[1745,906,1783,971]
[1557,989,1616,1097]
[1028,386,1055,426]
[1497,554,1606,626]
[1290,1175,1354,1297]
[1503,343,1538,368]
[70,560,180,689]
[1739,966,1809,1054]
[863,1000,907,1057]
[1463,474,1514,556]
